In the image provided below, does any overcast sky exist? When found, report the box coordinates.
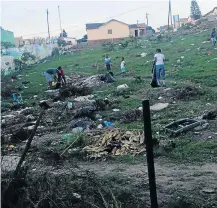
[1,0,216,39]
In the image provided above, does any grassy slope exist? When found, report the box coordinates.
[11,30,217,163]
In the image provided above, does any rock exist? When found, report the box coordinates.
[117,84,129,91]
[150,103,169,111]
[177,59,181,63]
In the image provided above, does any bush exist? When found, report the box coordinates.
[21,52,36,63]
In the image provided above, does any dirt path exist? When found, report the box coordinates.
[79,159,217,207]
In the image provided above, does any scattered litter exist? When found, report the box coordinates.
[208,51,212,55]
[121,109,142,123]
[104,121,115,127]
[191,44,195,46]
[117,84,129,91]
[180,56,185,59]
[164,118,206,136]
[72,127,84,133]
[141,52,147,57]
[202,188,215,194]
[113,109,120,112]
[74,95,95,102]
[97,124,103,129]
[194,123,209,131]
[150,103,169,111]
[177,59,181,63]
[67,102,73,109]
[2,115,16,119]
[158,96,163,100]
[208,136,212,139]
[33,95,38,98]
[8,145,16,151]
[95,114,102,119]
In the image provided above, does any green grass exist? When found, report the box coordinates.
[4,30,217,163]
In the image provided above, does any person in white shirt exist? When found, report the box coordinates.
[154,49,166,87]
[120,57,126,74]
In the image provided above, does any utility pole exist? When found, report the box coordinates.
[58,6,62,34]
[146,12,149,26]
[168,0,173,31]
[46,9,51,41]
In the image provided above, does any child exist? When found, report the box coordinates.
[57,66,66,85]
[154,49,166,87]
[120,57,126,74]
[105,54,111,71]
[210,28,216,46]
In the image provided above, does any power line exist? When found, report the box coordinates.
[20,4,151,38]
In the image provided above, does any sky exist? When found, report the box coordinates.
[1,0,216,39]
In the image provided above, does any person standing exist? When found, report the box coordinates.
[211,28,216,46]
[120,57,126,74]
[105,54,111,71]
[154,49,166,87]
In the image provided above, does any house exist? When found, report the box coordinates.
[1,27,15,45]
[203,7,217,21]
[86,19,147,44]
[15,37,25,47]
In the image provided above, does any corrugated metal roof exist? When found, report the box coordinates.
[86,23,104,30]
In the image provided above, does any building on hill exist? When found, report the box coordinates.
[203,7,217,21]
[86,19,149,44]
[1,27,15,45]
[15,37,25,47]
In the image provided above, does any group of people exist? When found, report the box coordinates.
[44,66,66,89]
[44,28,216,89]
[104,49,166,88]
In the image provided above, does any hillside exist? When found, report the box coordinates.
[1,29,217,208]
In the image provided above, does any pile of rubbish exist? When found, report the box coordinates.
[70,75,105,88]
[83,128,145,158]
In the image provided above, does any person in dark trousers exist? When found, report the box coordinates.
[57,66,66,85]
[154,49,166,87]
[105,54,111,71]
[211,28,216,46]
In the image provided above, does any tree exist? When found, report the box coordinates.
[190,0,201,20]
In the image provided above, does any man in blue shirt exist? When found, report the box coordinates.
[105,54,111,71]
[44,68,60,88]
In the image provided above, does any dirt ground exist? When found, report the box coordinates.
[78,159,217,207]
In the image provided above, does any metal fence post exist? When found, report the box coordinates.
[142,100,158,208]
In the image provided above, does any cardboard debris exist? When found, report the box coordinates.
[83,128,145,157]
[150,103,169,111]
